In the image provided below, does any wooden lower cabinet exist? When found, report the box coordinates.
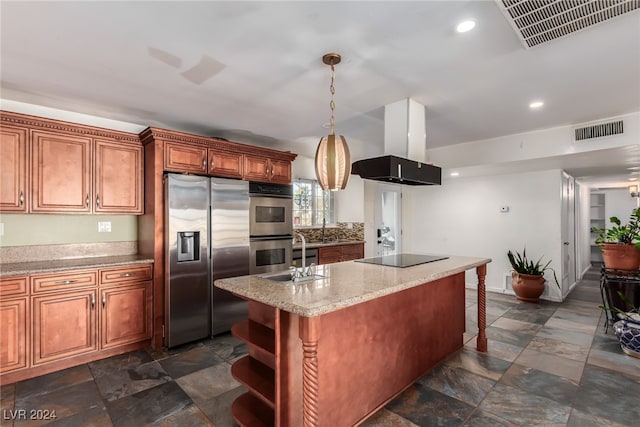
[32,289,98,365]
[100,281,152,349]
[0,297,29,374]
[318,243,364,265]
[0,263,153,384]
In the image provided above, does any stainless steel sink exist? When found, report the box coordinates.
[258,270,326,284]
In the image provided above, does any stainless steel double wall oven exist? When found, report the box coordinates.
[249,182,293,274]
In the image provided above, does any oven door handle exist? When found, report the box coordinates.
[250,235,294,242]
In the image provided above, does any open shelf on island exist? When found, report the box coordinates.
[231,355,275,409]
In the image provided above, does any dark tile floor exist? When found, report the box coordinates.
[1,267,639,426]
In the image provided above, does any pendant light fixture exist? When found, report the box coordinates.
[315,52,350,191]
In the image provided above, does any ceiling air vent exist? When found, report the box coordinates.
[496,0,640,49]
[574,120,624,141]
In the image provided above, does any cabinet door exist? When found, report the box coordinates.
[32,290,97,365]
[164,142,207,174]
[31,131,92,212]
[94,140,143,214]
[100,282,152,349]
[243,155,270,182]
[269,159,291,184]
[0,297,28,373]
[0,126,28,212]
[208,149,243,178]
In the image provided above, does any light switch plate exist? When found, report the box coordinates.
[98,221,112,232]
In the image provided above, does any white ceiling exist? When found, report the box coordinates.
[1,1,639,187]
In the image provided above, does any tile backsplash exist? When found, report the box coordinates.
[294,222,364,242]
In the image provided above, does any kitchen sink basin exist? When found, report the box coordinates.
[258,270,326,284]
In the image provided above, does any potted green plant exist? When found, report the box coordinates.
[592,207,640,271]
[507,248,559,303]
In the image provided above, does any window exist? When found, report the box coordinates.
[293,179,335,227]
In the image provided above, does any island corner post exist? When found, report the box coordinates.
[476,263,488,352]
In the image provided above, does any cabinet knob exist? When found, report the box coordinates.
[96,194,100,208]
[102,294,106,308]
[91,294,95,308]
[211,159,215,170]
[120,273,134,277]
[202,158,207,170]
[55,279,77,285]
[85,194,89,207]
[19,191,24,206]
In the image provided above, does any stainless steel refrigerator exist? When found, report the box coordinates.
[165,173,249,348]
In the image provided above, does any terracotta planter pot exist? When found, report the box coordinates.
[601,243,640,271]
[511,271,545,303]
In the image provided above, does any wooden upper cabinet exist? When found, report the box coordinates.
[164,142,207,174]
[208,149,243,178]
[94,140,143,214]
[31,131,92,213]
[269,158,292,184]
[244,155,292,184]
[0,126,28,212]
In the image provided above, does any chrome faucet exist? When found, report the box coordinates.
[293,232,306,277]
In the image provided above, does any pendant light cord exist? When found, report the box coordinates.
[329,64,336,135]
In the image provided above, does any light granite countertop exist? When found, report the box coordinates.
[0,255,154,277]
[215,255,491,317]
[293,239,365,250]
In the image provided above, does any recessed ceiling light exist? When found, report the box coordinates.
[450,172,460,177]
[456,20,476,33]
[529,101,544,109]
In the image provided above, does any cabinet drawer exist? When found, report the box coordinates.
[318,246,342,259]
[31,270,97,293]
[99,264,153,286]
[341,244,364,260]
[0,276,28,298]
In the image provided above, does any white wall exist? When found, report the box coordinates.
[402,169,564,301]
[425,112,640,169]
[604,188,639,224]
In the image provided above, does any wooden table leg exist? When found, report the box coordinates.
[299,317,321,427]
[476,264,488,352]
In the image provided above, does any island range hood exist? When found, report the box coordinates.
[351,154,441,186]
[351,99,441,186]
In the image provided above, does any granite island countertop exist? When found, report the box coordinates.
[0,254,154,277]
[215,255,490,317]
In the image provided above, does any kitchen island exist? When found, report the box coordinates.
[215,255,490,427]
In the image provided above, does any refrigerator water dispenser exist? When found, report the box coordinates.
[177,231,200,262]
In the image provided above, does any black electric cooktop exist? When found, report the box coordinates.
[355,253,448,268]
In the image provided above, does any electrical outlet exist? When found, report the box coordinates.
[98,221,112,232]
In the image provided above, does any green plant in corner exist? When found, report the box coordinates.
[507,247,560,288]
[591,207,640,249]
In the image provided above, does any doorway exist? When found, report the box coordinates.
[374,183,402,256]
[562,172,577,295]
